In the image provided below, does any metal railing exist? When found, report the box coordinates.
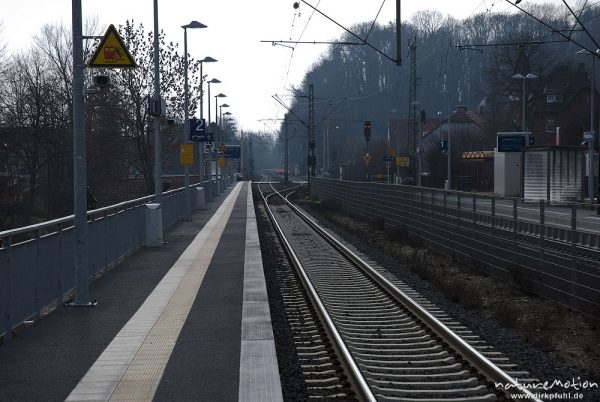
[311,178,600,317]
[0,180,220,338]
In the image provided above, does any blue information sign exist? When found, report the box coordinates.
[224,145,241,159]
[497,135,525,152]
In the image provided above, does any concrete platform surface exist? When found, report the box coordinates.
[0,181,282,402]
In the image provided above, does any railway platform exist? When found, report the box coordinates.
[0,181,282,402]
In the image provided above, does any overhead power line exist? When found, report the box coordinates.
[457,38,570,50]
[504,0,600,57]
[263,0,400,64]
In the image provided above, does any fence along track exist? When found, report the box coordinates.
[259,183,540,401]
[311,179,600,318]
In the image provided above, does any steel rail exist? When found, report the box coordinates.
[258,183,377,402]
[270,185,542,402]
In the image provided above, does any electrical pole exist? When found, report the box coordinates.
[445,89,452,190]
[408,38,417,182]
[308,83,316,186]
[591,55,596,203]
[284,118,289,182]
[396,0,401,65]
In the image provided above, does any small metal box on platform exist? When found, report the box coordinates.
[145,203,163,247]
[195,186,205,210]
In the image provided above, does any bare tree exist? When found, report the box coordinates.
[109,20,201,194]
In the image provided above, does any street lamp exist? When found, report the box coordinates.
[511,73,538,135]
[196,57,216,186]
[576,49,598,202]
[215,93,227,130]
[199,56,217,120]
[214,93,227,178]
[222,110,232,142]
[219,103,230,143]
[181,20,207,220]
[207,78,221,125]
[222,110,233,180]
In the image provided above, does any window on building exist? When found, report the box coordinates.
[546,95,563,103]
[546,118,557,133]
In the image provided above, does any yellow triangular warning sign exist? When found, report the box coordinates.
[88,24,137,68]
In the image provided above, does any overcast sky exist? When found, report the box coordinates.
[1,0,563,132]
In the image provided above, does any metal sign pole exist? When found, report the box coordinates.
[153,0,163,204]
[183,27,190,219]
[70,0,91,306]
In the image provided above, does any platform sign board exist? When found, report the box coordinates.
[583,131,596,142]
[224,144,241,159]
[189,118,212,142]
[497,132,533,152]
[382,155,394,162]
[179,144,194,165]
[395,156,409,167]
[498,136,524,152]
[88,24,137,68]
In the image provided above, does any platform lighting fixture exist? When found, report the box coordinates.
[181,20,207,220]
[511,73,538,133]
[199,56,217,119]
[207,78,221,125]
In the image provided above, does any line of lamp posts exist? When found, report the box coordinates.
[69,0,234,305]
[182,21,234,222]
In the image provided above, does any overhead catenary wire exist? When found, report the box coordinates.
[561,0,600,51]
[504,0,600,56]
[296,0,397,64]
[275,0,322,127]
[364,0,387,43]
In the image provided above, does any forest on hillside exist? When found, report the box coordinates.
[277,2,600,182]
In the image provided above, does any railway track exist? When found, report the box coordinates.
[258,181,541,402]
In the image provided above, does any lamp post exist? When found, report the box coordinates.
[152,0,163,206]
[511,73,538,144]
[223,110,232,179]
[215,93,227,133]
[199,57,217,119]
[198,57,216,184]
[181,20,207,220]
[222,111,232,142]
[219,103,230,144]
[214,93,227,178]
[205,78,220,181]
[207,79,221,125]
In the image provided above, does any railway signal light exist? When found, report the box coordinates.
[364,121,372,142]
